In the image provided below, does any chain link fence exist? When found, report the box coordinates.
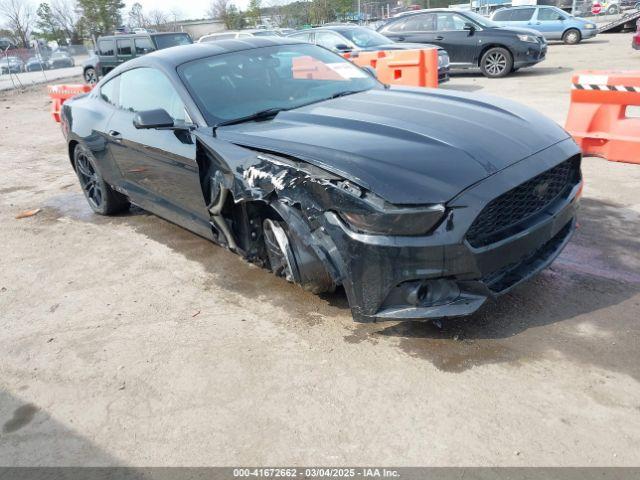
[0,44,88,91]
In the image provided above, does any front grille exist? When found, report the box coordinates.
[466,156,580,248]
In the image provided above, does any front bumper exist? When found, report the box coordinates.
[319,138,581,322]
[514,42,547,68]
[581,28,599,39]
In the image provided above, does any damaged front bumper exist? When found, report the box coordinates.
[313,139,582,322]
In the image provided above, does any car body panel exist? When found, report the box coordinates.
[61,38,580,322]
[378,9,547,70]
[216,86,570,204]
[492,6,598,41]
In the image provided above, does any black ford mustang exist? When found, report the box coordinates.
[61,37,582,323]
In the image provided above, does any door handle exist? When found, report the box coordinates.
[435,36,444,40]
[397,36,405,41]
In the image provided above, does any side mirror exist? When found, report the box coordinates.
[133,109,174,129]
[335,43,351,52]
[361,65,377,78]
[464,23,476,34]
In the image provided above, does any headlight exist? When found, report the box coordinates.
[438,54,450,67]
[339,204,445,236]
[517,34,538,43]
[584,23,596,29]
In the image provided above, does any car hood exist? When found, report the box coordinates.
[216,87,569,205]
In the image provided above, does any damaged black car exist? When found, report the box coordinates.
[61,37,582,322]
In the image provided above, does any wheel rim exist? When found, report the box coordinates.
[85,69,97,84]
[263,219,296,282]
[485,51,507,76]
[567,32,578,42]
[75,153,103,209]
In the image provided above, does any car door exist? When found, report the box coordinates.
[106,67,212,239]
[534,7,566,40]
[433,12,477,64]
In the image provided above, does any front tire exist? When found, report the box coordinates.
[562,29,581,44]
[84,67,98,85]
[480,47,513,78]
[73,144,129,215]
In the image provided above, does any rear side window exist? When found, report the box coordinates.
[315,32,346,50]
[117,39,132,56]
[493,9,513,21]
[100,78,117,105]
[98,39,114,56]
[511,8,535,20]
[134,37,154,54]
[119,67,186,121]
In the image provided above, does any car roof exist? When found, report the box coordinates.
[117,36,307,71]
[98,31,188,40]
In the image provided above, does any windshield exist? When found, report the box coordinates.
[337,28,390,48]
[154,33,192,50]
[179,43,378,126]
[463,11,499,28]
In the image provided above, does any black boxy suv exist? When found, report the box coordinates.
[378,9,547,78]
[82,32,192,84]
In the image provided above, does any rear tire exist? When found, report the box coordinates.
[480,47,513,78]
[562,28,581,44]
[73,144,129,215]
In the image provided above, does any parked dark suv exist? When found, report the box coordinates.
[83,32,192,84]
[378,9,547,77]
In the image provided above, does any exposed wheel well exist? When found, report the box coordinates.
[477,44,512,67]
[68,140,79,171]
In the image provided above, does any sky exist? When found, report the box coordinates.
[124,0,250,20]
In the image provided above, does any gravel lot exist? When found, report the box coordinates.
[1,33,639,466]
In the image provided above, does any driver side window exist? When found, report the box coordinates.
[315,32,346,50]
[119,67,186,122]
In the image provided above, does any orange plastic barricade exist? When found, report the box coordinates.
[47,84,93,123]
[344,48,438,88]
[346,50,387,70]
[375,49,438,88]
[565,71,640,165]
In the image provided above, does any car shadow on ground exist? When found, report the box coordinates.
[447,66,572,81]
[347,197,640,377]
[42,192,640,377]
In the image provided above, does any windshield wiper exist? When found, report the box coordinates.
[213,107,285,132]
[329,90,365,99]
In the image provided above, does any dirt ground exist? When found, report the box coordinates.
[1,33,640,466]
